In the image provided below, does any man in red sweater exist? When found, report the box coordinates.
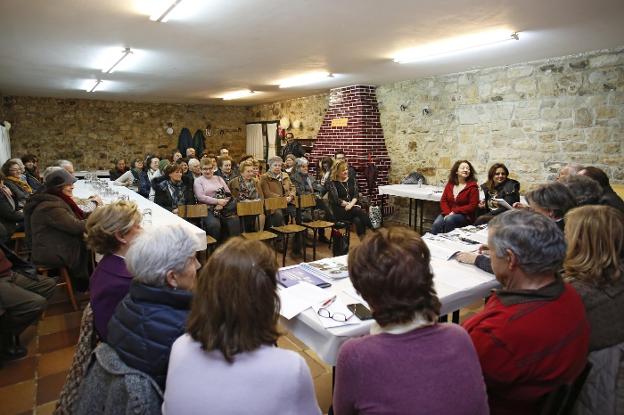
[463,210,589,414]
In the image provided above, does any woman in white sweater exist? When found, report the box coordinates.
[163,237,320,415]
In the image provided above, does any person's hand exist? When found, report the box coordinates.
[172,208,178,214]
[89,195,104,206]
[455,252,478,265]
[215,205,223,211]
[513,202,528,209]
[217,199,227,207]
[286,195,293,203]
[478,244,490,254]
[345,202,353,211]
[448,211,455,216]
[478,200,486,209]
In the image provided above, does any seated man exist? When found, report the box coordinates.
[0,243,56,361]
[462,210,589,414]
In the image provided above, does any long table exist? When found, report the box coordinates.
[379,184,444,233]
[73,180,208,250]
[279,255,499,365]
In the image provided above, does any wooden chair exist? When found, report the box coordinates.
[10,231,29,258]
[176,204,217,262]
[265,197,307,266]
[296,194,334,260]
[38,266,79,311]
[236,199,278,242]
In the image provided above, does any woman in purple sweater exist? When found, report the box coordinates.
[86,200,142,340]
[333,226,489,415]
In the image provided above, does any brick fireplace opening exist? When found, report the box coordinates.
[309,85,390,205]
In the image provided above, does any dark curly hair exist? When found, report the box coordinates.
[348,226,441,326]
[448,160,476,185]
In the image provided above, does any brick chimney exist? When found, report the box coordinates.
[310,85,390,205]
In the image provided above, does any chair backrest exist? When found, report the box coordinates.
[298,194,316,209]
[539,361,593,415]
[177,204,208,218]
[264,197,287,211]
[236,199,264,217]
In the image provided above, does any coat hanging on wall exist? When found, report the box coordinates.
[177,128,193,155]
[192,129,206,155]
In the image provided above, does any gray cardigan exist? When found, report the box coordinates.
[73,343,163,415]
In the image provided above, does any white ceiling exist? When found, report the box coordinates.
[1,0,623,105]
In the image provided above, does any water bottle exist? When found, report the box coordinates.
[417,178,423,188]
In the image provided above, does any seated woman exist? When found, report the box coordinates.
[283,153,296,175]
[153,164,195,214]
[0,172,24,243]
[215,155,236,185]
[138,155,161,200]
[21,154,43,192]
[193,158,240,241]
[108,159,128,181]
[259,156,296,227]
[475,163,520,225]
[107,225,200,390]
[317,156,334,195]
[2,160,32,208]
[431,160,479,234]
[24,169,90,290]
[564,205,624,351]
[229,160,264,232]
[163,237,320,414]
[327,159,372,238]
[113,158,143,188]
[564,205,624,412]
[334,227,488,415]
[86,201,142,341]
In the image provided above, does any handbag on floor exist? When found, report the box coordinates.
[331,227,350,257]
[369,205,382,229]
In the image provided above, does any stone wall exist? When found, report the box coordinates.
[247,94,328,140]
[377,47,624,188]
[2,96,248,170]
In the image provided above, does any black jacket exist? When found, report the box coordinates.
[280,140,306,159]
[107,281,192,390]
[0,190,23,240]
[152,176,196,211]
[481,179,520,216]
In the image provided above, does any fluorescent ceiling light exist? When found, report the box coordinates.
[221,90,255,100]
[278,71,332,88]
[393,30,520,63]
[104,48,133,73]
[87,80,103,93]
[150,0,184,22]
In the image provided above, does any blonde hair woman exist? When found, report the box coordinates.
[86,201,142,340]
[564,205,624,351]
[327,159,372,237]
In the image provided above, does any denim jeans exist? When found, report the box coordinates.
[431,213,468,235]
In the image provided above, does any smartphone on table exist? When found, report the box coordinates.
[347,303,373,320]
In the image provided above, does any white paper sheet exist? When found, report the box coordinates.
[279,282,332,320]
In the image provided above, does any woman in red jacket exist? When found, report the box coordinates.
[431,160,479,234]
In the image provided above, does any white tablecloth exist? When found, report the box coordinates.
[74,170,110,178]
[73,180,207,250]
[378,184,445,202]
[280,255,499,365]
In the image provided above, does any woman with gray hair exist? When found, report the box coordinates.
[106,224,200,390]
[259,156,296,227]
[463,210,589,414]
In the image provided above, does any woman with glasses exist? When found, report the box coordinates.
[475,163,520,225]
[106,225,200,390]
[333,227,488,415]
[163,238,320,414]
[1,160,32,208]
[153,164,195,214]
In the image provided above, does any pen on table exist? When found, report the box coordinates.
[321,296,336,308]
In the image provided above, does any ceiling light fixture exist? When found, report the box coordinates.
[87,80,103,93]
[104,47,133,74]
[278,71,332,88]
[393,30,520,64]
[221,90,255,100]
[150,0,184,22]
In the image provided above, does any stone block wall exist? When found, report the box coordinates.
[247,94,328,140]
[2,96,248,170]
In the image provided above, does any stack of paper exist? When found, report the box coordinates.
[300,256,349,280]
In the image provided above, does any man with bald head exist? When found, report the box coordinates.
[557,163,583,181]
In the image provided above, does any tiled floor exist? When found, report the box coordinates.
[0,227,484,415]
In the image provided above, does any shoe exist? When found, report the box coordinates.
[1,334,27,361]
[318,235,330,244]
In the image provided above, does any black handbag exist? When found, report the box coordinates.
[331,228,349,257]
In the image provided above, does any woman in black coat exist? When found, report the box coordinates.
[475,163,520,225]
[153,164,195,213]
[107,224,200,390]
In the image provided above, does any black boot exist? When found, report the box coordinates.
[1,332,27,361]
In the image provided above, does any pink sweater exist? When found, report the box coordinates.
[193,175,230,205]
